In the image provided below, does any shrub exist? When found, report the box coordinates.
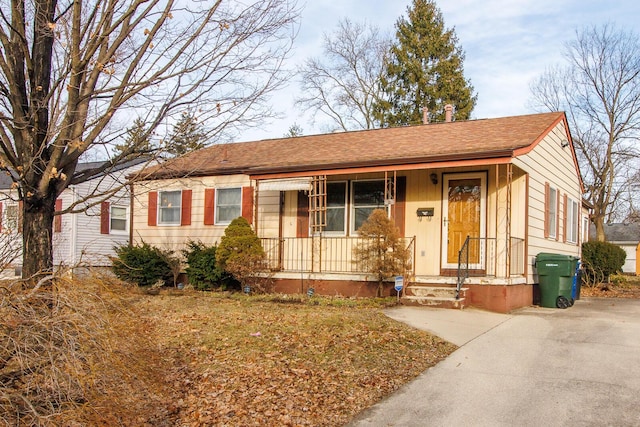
[581,240,626,285]
[182,240,227,290]
[111,242,174,287]
[353,209,410,297]
[216,217,270,293]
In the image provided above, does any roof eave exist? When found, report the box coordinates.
[246,149,516,175]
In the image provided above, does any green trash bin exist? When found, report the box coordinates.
[535,253,579,308]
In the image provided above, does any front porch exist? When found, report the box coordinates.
[260,235,531,313]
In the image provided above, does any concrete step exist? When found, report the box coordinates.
[401,295,466,309]
[406,285,468,299]
[402,285,468,309]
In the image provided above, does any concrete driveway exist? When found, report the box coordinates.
[348,298,640,426]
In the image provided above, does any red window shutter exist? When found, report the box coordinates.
[204,189,215,225]
[556,190,560,241]
[0,202,3,232]
[54,198,62,233]
[242,186,254,224]
[296,191,309,238]
[562,194,568,243]
[148,192,158,226]
[393,176,407,237]
[101,201,110,234]
[544,183,550,238]
[181,190,192,226]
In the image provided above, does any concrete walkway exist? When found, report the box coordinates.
[348,298,640,426]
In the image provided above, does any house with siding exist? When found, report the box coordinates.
[0,158,147,277]
[590,223,640,275]
[132,111,584,312]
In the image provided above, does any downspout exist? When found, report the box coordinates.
[129,183,134,247]
[254,180,259,236]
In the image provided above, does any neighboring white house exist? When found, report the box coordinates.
[591,223,640,275]
[0,158,148,277]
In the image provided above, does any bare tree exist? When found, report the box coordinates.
[0,0,299,279]
[295,18,389,132]
[529,24,640,241]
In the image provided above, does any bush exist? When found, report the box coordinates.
[182,240,227,290]
[216,217,270,293]
[581,240,626,285]
[353,209,410,297]
[111,242,174,287]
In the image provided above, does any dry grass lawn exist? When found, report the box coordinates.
[139,291,456,426]
[580,274,640,299]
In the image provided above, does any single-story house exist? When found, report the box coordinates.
[132,111,584,312]
[590,223,640,275]
[0,158,148,277]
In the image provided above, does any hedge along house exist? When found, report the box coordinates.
[132,111,584,312]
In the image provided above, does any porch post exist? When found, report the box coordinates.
[495,164,514,278]
[506,163,513,277]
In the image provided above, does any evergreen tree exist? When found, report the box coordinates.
[375,0,476,126]
[284,123,304,137]
[353,209,410,297]
[113,118,153,159]
[166,111,208,157]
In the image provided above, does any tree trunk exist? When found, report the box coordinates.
[593,215,606,242]
[22,197,56,279]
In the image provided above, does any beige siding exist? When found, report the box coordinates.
[132,175,252,253]
[404,169,441,276]
[513,121,582,282]
[256,190,280,238]
[282,191,298,238]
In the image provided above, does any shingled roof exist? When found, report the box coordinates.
[0,157,149,190]
[142,111,566,180]
[590,223,640,243]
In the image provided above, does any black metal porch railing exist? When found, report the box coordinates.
[260,236,416,276]
[456,236,526,299]
[456,236,470,299]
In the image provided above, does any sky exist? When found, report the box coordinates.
[237,0,640,142]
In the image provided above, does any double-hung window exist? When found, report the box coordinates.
[110,206,128,233]
[5,204,19,232]
[352,180,385,233]
[547,185,558,239]
[324,182,347,233]
[566,197,578,243]
[159,190,182,225]
[215,188,241,225]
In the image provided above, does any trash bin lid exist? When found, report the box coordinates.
[536,252,579,261]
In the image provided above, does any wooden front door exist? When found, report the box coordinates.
[442,173,486,270]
